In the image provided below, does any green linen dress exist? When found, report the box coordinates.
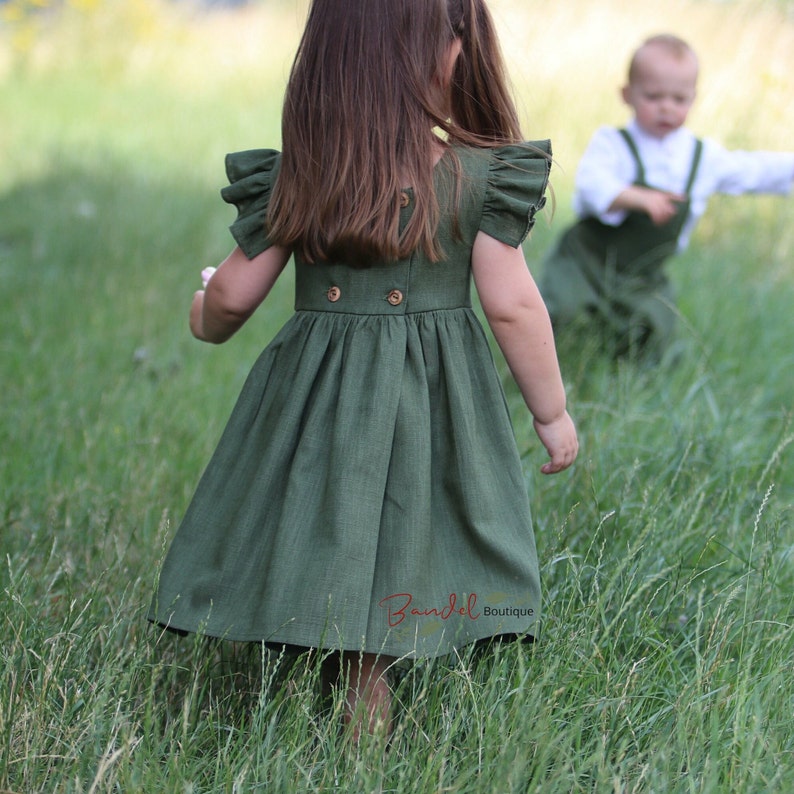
[149,141,551,659]
[540,129,703,358]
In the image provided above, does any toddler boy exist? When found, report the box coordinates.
[540,33,794,359]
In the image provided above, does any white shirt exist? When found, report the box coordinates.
[573,118,794,250]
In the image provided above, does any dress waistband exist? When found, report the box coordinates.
[293,263,471,315]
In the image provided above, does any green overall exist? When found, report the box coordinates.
[540,129,703,358]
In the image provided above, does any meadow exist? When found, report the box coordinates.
[1,0,793,791]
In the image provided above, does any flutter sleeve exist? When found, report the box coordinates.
[220,149,282,259]
[479,140,552,248]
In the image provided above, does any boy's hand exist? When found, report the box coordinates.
[639,188,686,225]
[611,185,685,225]
[534,412,579,474]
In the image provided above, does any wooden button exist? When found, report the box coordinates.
[327,286,341,302]
[399,191,410,208]
[386,289,403,306]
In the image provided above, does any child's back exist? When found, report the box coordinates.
[150,0,577,738]
[152,141,554,657]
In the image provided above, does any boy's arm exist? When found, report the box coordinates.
[706,141,794,196]
[573,127,637,223]
[608,185,686,225]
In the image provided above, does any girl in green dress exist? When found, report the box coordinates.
[150,0,578,739]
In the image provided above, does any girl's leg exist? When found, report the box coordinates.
[341,651,395,740]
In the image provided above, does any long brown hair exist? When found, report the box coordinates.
[267,0,524,266]
[447,0,523,143]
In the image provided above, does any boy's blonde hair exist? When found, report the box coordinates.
[628,34,698,84]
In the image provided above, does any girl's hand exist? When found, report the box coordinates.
[189,289,207,341]
[533,411,578,474]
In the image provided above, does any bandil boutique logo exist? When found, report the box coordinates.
[377,591,535,639]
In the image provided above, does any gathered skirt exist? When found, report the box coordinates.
[149,306,540,658]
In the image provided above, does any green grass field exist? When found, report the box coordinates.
[1,1,793,791]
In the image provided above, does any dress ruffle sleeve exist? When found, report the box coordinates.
[479,140,552,248]
[220,149,282,260]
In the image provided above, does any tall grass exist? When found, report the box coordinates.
[1,1,792,791]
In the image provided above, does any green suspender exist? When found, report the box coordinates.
[618,128,703,194]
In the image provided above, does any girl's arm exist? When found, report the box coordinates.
[189,244,291,344]
[472,231,578,474]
